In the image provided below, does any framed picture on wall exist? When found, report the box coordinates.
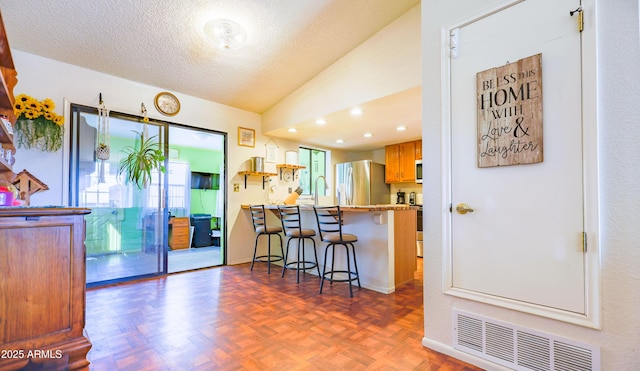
[238,127,255,147]
[265,144,277,163]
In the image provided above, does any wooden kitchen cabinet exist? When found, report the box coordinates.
[169,217,190,250]
[385,141,416,183]
[415,140,422,160]
[0,208,92,370]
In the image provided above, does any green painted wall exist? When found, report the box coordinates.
[169,145,223,231]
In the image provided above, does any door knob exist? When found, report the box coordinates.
[456,203,474,214]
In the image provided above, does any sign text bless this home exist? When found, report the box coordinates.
[476,53,543,168]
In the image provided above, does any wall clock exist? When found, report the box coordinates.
[154,92,180,116]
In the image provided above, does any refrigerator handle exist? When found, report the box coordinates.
[346,167,353,205]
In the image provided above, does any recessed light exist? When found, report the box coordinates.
[288,128,298,133]
[350,107,362,116]
[396,126,406,131]
[364,133,373,138]
[315,119,326,125]
[336,139,344,144]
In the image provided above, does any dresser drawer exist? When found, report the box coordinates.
[170,217,189,227]
[172,234,190,245]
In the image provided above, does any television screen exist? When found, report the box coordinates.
[191,172,219,190]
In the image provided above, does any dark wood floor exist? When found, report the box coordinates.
[85,259,483,370]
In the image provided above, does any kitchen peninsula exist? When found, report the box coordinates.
[242,204,418,294]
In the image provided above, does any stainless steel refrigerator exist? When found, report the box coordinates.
[335,160,390,205]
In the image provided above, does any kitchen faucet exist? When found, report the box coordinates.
[314,175,328,205]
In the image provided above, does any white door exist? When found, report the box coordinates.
[450,0,585,313]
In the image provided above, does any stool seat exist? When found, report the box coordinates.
[321,233,357,243]
[285,228,316,238]
[256,225,282,234]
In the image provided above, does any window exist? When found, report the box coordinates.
[298,147,327,196]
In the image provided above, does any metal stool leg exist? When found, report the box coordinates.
[319,244,332,294]
[350,243,361,288]
[250,234,260,271]
[282,237,293,277]
[311,238,321,276]
[345,244,353,298]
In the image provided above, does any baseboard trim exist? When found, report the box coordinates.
[421,337,510,371]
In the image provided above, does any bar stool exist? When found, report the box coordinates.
[278,205,320,283]
[249,205,284,274]
[313,205,361,297]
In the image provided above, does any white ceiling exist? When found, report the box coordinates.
[0,0,421,151]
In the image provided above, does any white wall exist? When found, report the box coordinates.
[422,0,640,370]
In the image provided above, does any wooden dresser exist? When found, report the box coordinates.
[0,207,92,370]
[169,217,190,250]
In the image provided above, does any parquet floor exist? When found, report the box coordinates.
[85,259,483,370]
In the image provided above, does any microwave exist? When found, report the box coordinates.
[415,160,423,183]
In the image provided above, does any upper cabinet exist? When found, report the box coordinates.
[385,140,418,183]
[415,139,422,160]
[0,11,17,183]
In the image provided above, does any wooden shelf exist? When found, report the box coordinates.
[275,164,306,180]
[238,171,277,189]
[0,11,16,183]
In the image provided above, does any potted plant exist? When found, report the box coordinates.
[118,130,165,189]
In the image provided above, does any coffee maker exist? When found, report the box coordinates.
[396,190,406,204]
[409,192,416,205]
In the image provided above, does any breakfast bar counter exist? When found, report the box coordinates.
[242,204,418,293]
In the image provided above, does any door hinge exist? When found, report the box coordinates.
[570,7,584,32]
[450,28,459,58]
[582,231,587,252]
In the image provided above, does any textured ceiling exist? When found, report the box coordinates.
[0,0,419,115]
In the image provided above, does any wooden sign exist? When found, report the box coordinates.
[476,53,543,168]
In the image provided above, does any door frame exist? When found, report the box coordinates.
[440,0,601,328]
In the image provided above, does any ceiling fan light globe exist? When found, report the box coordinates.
[204,19,247,50]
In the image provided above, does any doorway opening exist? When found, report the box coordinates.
[166,125,226,273]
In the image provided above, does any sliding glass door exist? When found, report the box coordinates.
[69,104,167,286]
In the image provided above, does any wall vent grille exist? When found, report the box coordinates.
[453,310,600,371]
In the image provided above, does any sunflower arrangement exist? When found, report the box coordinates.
[13,94,64,152]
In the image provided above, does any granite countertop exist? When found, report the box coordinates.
[241,204,418,211]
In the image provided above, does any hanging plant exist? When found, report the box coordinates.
[117,103,165,189]
[13,94,64,152]
[96,96,110,183]
[96,97,110,160]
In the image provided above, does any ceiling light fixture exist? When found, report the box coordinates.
[288,128,298,133]
[364,133,373,138]
[336,139,344,144]
[350,107,362,116]
[396,125,407,131]
[315,119,326,125]
[204,19,247,50]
